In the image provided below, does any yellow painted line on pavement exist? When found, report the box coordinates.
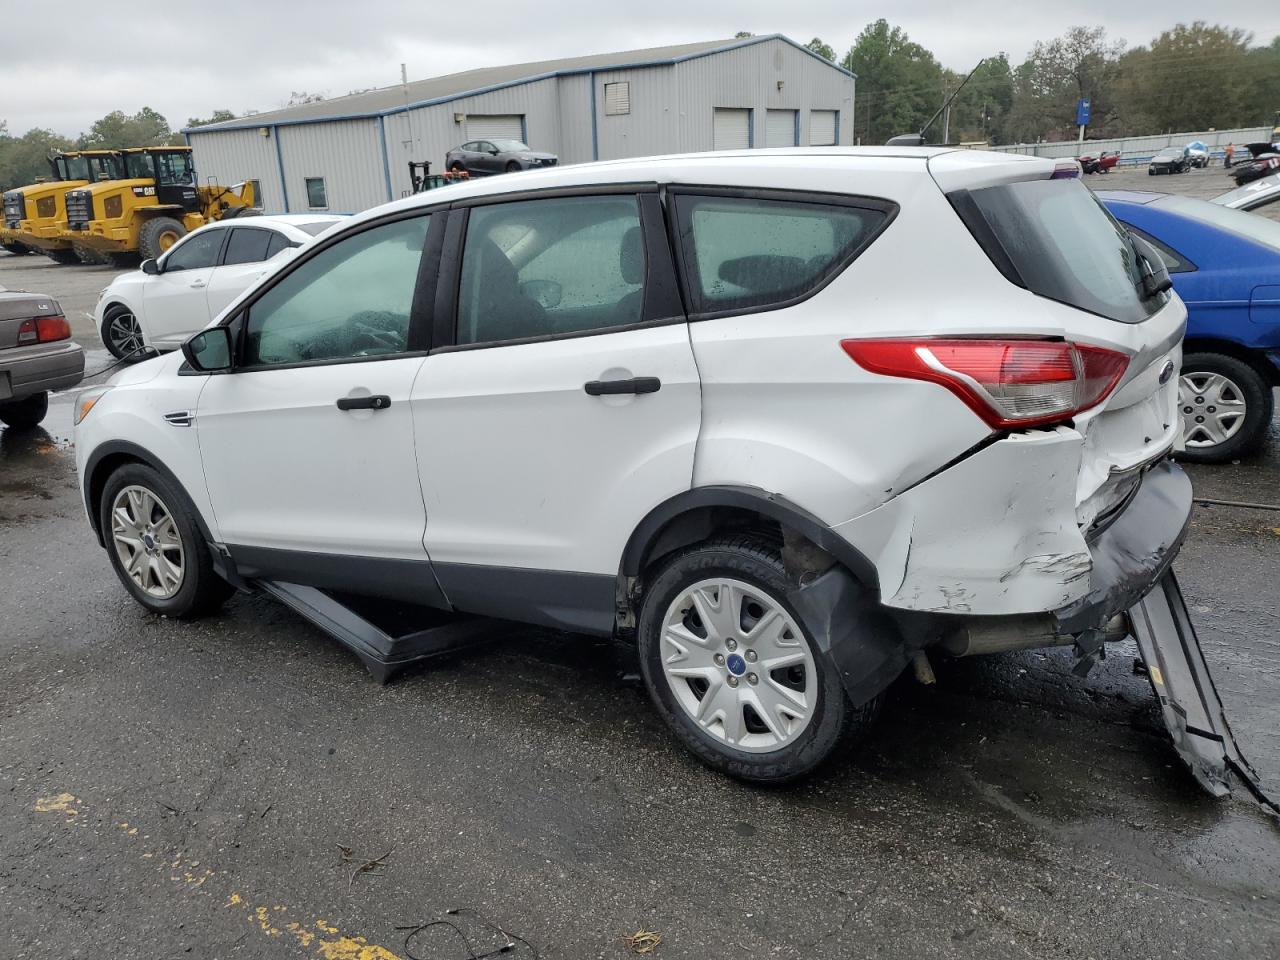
[34,790,404,959]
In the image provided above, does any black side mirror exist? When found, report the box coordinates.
[182,326,233,372]
[141,258,160,275]
[488,148,500,155]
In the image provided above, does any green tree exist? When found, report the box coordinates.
[944,55,1015,144]
[733,31,754,40]
[79,107,175,149]
[0,126,76,191]
[1006,26,1124,142]
[1121,23,1255,132]
[186,109,237,129]
[806,37,835,61]
[844,19,945,144]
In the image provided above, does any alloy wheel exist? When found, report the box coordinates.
[110,485,185,599]
[106,309,144,357]
[1180,371,1246,449]
[660,577,816,753]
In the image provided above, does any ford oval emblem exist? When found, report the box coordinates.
[1159,360,1175,385]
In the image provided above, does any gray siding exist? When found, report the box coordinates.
[190,38,855,214]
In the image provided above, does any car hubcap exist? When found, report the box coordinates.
[110,485,184,599]
[660,577,816,753]
[1179,371,1246,448]
[107,310,143,356]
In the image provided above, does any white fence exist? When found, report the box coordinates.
[990,126,1273,165]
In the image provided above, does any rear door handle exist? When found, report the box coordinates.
[583,377,661,396]
[336,394,391,411]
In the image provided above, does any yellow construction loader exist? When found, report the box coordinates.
[62,146,256,261]
[2,150,122,263]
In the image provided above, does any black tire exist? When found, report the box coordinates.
[100,302,146,361]
[137,217,186,262]
[1,241,30,256]
[1178,352,1274,463]
[448,161,465,173]
[637,535,878,783]
[219,206,261,220]
[0,392,49,431]
[73,243,110,265]
[505,161,521,173]
[98,462,234,619]
[47,248,81,265]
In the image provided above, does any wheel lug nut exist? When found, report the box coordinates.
[725,638,738,652]
[1195,396,1204,403]
[1182,406,1193,414]
[1195,415,1205,423]
[745,650,757,663]
[747,673,758,685]
[714,653,725,665]
[727,676,739,688]
[1207,406,1216,413]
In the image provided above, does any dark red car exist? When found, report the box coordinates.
[1079,151,1120,174]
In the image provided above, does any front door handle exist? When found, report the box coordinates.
[190,280,206,288]
[584,377,661,396]
[336,394,391,411]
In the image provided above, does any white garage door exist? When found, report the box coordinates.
[809,110,838,146]
[766,110,798,148]
[466,115,524,143]
[713,108,751,150]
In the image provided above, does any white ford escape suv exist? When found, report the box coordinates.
[75,148,1193,784]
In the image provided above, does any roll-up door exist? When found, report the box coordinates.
[466,115,524,142]
[712,108,751,150]
[809,110,838,146]
[766,109,798,147]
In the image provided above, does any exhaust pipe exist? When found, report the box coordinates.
[941,614,1128,657]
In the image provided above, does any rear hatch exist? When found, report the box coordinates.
[929,152,1186,529]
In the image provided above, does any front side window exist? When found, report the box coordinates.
[63,156,89,181]
[305,177,327,209]
[674,194,889,315]
[456,194,645,345]
[244,215,428,366]
[223,228,274,265]
[162,229,223,271]
[125,153,155,180]
[155,152,194,185]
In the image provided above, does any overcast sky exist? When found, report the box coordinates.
[3,0,1274,137]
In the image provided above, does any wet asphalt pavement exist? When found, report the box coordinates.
[3,184,1280,959]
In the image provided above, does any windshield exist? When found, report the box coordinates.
[1213,174,1280,211]
[296,219,341,237]
[491,139,530,153]
[155,151,194,185]
[952,177,1169,324]
[1156,194,1280,253]
[1155,149,1182,160]
[88,154,120,181]
[62,156,89,180]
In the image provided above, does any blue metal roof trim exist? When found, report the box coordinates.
[180,35,855,134]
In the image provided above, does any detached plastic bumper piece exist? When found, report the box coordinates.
[1130,572,1278,814]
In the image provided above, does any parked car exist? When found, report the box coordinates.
[1,292,84,430]
[1212,172,1280,213]
[1079,151,1119,174]
[1229,143,1280,186]
[95,215,344,359]
[444,139,558,176]
[1149,146,1190,175]
[1185,142,1210,168]
[1101,189,1280,461]
[77,149,1198,785]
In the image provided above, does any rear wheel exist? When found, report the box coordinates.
[0,392,49,431]
[101,303,146,360]
[73,243,110,265]
[505,160,521,173]
[99,463,234,619]
[137,217,186,261]
[47,248,80,265]
[448,161,465,173]
[1178,352,1273,463]
[638,536,878,783]
[1,242,30,256]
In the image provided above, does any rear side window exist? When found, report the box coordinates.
[1124,225,1195,274]
[673,194,890,315]
[223,228,273,265]
[952,178,1169,323]
[265,232,293,257]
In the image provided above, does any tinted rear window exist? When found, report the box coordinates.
[952,178,1168,323]
[673,194,892,316]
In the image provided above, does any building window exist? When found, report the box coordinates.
[305,177,328,209]
[247,179,264,209]
[604,81,631,116]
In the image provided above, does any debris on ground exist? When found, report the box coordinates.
[396,907,540,958]
[623,929,662,954]
[337,844,393,889]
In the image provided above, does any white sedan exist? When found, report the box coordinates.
[95,214,345,359]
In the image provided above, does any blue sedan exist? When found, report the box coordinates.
[1100,190,1280,462]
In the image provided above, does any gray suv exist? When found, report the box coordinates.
[0,292,84,430]
[445,139,558,176]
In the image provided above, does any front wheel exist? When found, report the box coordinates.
[637,536,878,783]
[505,160,522,173]
[1178,352,1273,463]
[99,463,234,619]
[137,217,186,261]
[0,392,49,431]
[100,303,146,360]
[1,241,30,256]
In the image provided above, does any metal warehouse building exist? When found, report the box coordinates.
[185,34,855,214]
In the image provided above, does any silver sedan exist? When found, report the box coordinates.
[445,139,559,176]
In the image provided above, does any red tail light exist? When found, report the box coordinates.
[841,338,1129,429]
[16,315,71,345]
